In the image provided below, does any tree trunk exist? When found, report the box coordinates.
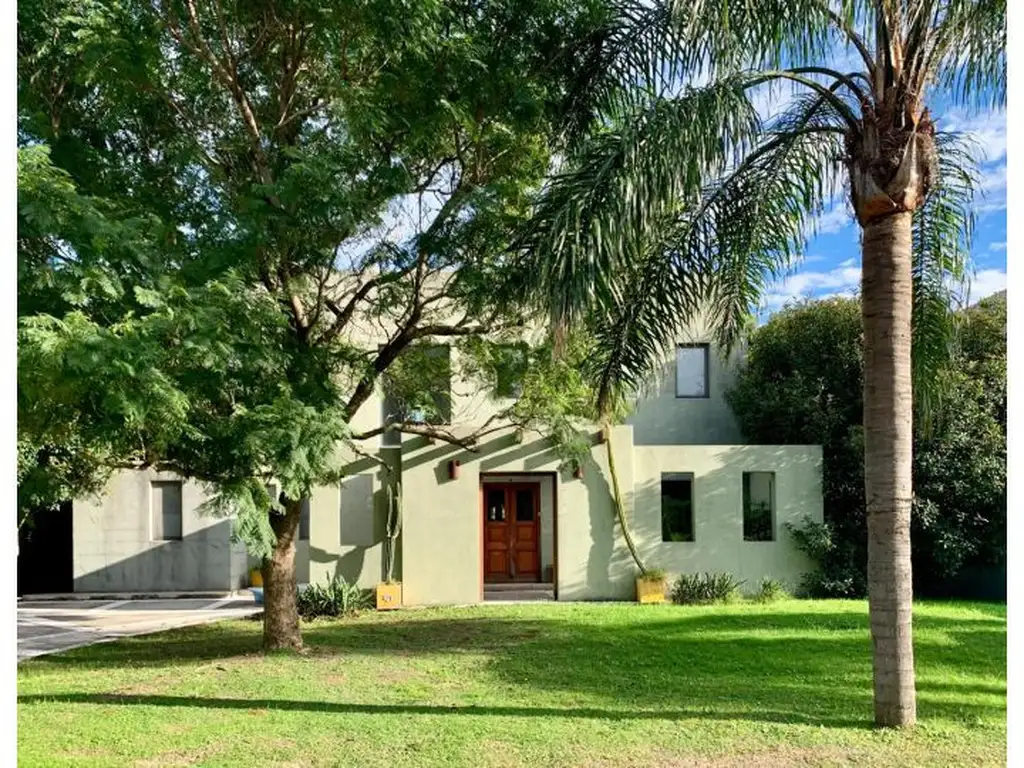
[861,211,916,728]
[261,497,303,651]
[603,423,645,574]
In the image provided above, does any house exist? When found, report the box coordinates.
[64,316,823,601]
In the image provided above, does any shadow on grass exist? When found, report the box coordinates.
[15,692,873,729]
[26,605,1005,730]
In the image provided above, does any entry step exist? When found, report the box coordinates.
[484,582,555,601]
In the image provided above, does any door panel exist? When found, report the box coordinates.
[483,486,510,581]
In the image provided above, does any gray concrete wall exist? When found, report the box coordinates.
[73,469,310,593]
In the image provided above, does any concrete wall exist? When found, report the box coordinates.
[73,469,311,593]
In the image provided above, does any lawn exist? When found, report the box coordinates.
[17,600,1005,767]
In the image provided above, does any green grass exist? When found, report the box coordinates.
[18,600,1005,767]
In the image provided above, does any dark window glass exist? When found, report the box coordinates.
[486,489,505,522]
[661,474,694,542]
[743,472,775,541]
[299,498,310,541]
[515,489,535,522]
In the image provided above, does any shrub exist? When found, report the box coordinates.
[297,575,373,620]
[639,567,667,583]
[671,572,744,605]
[755,577,790,603]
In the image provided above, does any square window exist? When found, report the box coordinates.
[676,344,709,398]
[381,344,452,446]
[743,471,775,541]
[661,473,694,542]
[151,481,183,541]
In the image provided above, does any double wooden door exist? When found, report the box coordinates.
[483,483,540,582]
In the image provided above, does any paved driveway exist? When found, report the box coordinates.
[18,596,262,662]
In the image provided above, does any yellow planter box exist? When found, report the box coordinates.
[249,568,263,588]
[636,578,667,604]
[376,583,402,611]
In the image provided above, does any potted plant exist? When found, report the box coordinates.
[636,568,668,604]
[376,482,403,610]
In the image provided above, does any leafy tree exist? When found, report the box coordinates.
[18,0,609,649]
[727,295,1006,601]
[523,0,1004,726]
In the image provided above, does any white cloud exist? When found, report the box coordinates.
[943,108,1007,164]
[989,241,1007,252]
[813,206,854,234]
[762,263,861,310]
[964,269,1007,304]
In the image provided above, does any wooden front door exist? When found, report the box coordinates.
[483,483,540,582]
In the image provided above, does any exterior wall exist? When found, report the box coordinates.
[631,444,823,592]
[395,426,822,604]
[73,469,234,592]
[73,469,311,593]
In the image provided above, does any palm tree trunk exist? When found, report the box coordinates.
[861,210,916,728]
[603,423,645,574]
[261,497,303,651]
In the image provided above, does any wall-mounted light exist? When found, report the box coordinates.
[573,464,584,480]
[448,459,461,480]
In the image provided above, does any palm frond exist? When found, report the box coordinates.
[912,130,980,430]
[929,0,1006,109]
[578,94,847,415]
[522,77,761,330]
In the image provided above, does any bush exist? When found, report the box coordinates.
[755,577,790,603]
[670,572,744,605]
[639,567,667,583]
[297,575,373,620]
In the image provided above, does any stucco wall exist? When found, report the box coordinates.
[392,428,822,604]
[73,469,311,593]
[631,444,823,593]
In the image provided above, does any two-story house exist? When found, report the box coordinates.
[67,315,823,602]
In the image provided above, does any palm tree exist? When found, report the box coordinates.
[525,0,1004,727]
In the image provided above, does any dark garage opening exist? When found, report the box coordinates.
[18,501,74,596]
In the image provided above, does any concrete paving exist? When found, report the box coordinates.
[17,594,263,662]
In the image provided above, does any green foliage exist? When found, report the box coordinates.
[731,296,1006,598]
[754,578,790,603]
[297,576,374,621]
[638,568,666,583]
[670,572,744,605]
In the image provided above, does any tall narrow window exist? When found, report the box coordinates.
[381,343,452,446]
[151,481,183,541]
[743,471,775,541]
[661,473,694,542]
[299,498,310,541]
[676,344,710,398]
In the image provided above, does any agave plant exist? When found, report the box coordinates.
[524,0,1004,727]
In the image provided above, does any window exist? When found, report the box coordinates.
[661,473,694,542]
[743,471,775,541]
[151,481,183,541]
[381,344,452,447]
[299,498,310,541]
[676,344,709,398]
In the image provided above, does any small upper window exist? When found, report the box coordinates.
[381,344,452,446]
[299,498,310,541]
[676,344,709,398]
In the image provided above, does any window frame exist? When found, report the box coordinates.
[675,343,710,399]
[380,343,453,448]
[660,472,696,543]
[151,480,184,542]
